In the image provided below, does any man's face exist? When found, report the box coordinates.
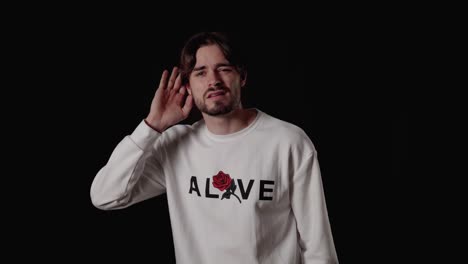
[188,44,246,116]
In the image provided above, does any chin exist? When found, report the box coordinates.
[197,96,241,117]
[204,105,233,116]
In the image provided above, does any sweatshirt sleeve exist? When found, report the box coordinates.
[90,120,167,210]
[290,151,339,264]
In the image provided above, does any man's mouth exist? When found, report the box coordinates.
[207,90,226,98]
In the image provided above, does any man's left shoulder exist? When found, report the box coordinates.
[260,112,314,146]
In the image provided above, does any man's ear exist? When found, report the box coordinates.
[186,84,192,95]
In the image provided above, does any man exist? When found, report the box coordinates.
[91,32,338,263]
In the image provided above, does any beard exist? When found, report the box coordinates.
[194,90,240,116]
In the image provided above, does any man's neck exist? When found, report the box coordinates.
[202,108,258,135]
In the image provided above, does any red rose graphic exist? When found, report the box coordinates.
[212,171,232,191]
[212,171,241,203]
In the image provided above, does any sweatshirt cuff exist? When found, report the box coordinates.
[129,120,162,150]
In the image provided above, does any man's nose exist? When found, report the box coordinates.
[208,71,221,88]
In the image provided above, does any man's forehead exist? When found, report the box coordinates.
[195,44,226,59]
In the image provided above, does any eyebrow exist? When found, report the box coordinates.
[192,63,234,72]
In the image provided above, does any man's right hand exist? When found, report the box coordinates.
[145,67,193,132]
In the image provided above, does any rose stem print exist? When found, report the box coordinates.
[212,171,241,203]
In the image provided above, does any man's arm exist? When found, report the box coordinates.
[90,67,193,210]
[290,151,339,264]
[90,120,165,210]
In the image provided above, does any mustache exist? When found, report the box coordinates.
[205,87,227,97]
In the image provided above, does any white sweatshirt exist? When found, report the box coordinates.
[91,108,338,264]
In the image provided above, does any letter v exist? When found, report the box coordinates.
[237,179,254,200]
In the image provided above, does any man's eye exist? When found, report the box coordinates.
[195,71,205,76]
[220,68,232,72]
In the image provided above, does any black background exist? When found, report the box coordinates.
[8,16,410,263]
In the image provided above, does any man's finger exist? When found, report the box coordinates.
[167,67,178,90]
[182,94,193,116]
[158,70,169,91]
[179,85,186,95]
[173,74,182,92]
[174,87,185,105]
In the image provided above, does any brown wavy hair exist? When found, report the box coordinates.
[179,32,247,86]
